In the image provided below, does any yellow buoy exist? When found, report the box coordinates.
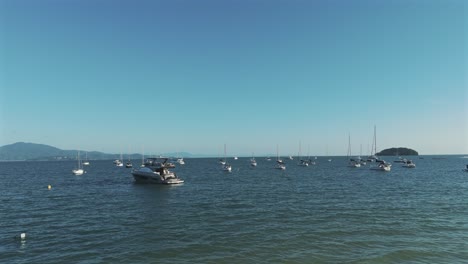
[48,185,52,190]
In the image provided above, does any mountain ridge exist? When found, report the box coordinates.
[0,142,197,161]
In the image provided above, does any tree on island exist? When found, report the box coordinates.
[376,147,418,156]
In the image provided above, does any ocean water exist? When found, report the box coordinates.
[1,156,468,263]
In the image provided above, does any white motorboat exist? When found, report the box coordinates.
[176,158,185,165]
[402,160,416,168]
[132,167,184,184]
[131,158,184,184]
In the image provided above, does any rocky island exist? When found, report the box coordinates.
[376,147,418,156]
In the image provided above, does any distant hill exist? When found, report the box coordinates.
[376,147,418,156]
[0,142,195,161]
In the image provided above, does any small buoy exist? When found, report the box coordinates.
[20,233,26,239]
[48,185,52,190]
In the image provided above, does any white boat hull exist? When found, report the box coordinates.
[72,169,84,175]
[349,162,361,168]
[275,165,286,170]
[222,165,232,172]
[370,165,391,171]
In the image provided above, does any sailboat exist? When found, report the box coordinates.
[307,145,316,165]
[140,146,145,167]
[72,151,84,175]
[369,126,391,171]
[326,145,332,162]
[370,160,392,171]
[124,147,133,168]
[222,144,232,172]
[116,152,124,167]
[359,144,366,165]
[367,125,378,162]
[275,145,286,170]
[297,141,309,167]
[125,156,133,168]
[82,152,90,166]
[218,147,226,165]
[250,153,257,167]
[347,134,361,168]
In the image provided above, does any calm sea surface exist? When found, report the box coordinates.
[1,156,468,263]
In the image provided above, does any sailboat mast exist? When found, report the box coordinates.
[78,150,81,169]
[298,141,302,159]
[276,144,279,160]
[347,134,351,158]
[374,125,377,154]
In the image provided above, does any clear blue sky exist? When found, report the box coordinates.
[0,0,466,156]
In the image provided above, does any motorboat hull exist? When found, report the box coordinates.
[131,168,184,185]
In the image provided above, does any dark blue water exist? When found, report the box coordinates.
[1,156,468,263]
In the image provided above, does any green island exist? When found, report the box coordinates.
[376,147,418,156]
